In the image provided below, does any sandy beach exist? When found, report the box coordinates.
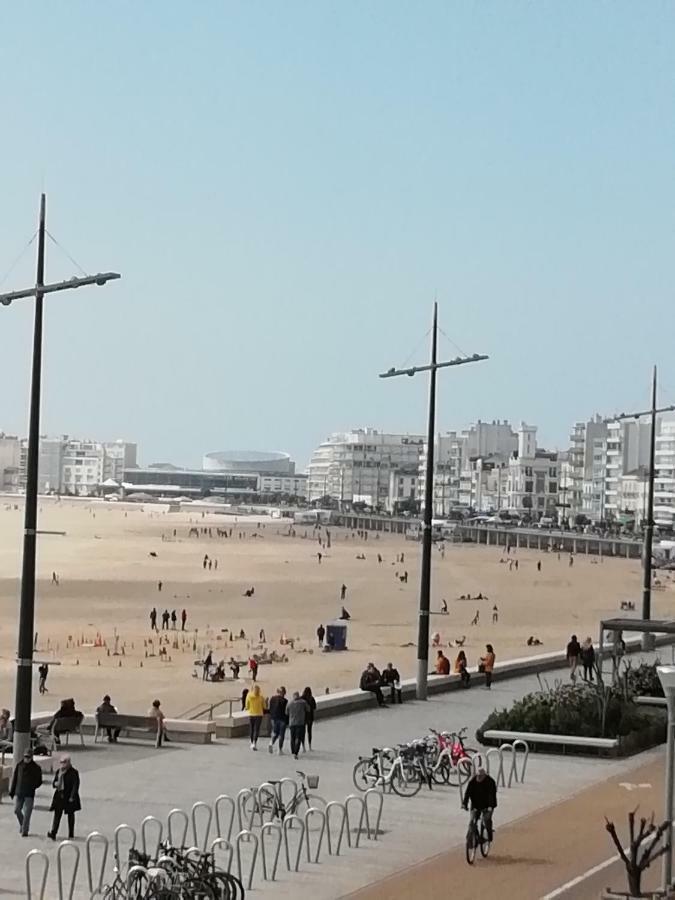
[0,498,672,718]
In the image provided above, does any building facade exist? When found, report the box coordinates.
[307,429,425,505]
[655,420,675,530]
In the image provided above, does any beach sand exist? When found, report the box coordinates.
[0,499,672,717]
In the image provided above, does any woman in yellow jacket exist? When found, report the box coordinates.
[245,683,266,750]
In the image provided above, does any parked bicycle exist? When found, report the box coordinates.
[242,770,325,828]
[353,743,430,797]
[428,727,475,786]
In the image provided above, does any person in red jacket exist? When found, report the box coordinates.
[435,650,450,675]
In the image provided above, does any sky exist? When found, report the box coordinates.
[0,2,674,469]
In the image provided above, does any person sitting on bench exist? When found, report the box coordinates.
[48,699,83,746]
[96,695,121,743]
[381,662,402,704]
[359,663,386,707]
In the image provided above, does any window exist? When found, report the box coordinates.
[549,467,557,477]
[525,467,533,477]
[537,497,545,508]
[525,481,533,493]
[549,482,558,494]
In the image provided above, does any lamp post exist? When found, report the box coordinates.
[1,194,120,766]
[657,665,675,891]
[379,303,488,699]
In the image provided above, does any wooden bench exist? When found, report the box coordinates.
[482,729,619,755]
[36,715,85,749]
[95,713,160,745]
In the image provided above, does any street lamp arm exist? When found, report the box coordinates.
[0,272,121,305]
[604,405,675,423]
[379,354,489,378]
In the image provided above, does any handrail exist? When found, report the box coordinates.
[175,697,237,720]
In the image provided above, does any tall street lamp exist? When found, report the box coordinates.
[379,302,488,699]
[657,665,675,891]
[1,194,120,765]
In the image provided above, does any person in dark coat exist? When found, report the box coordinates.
[48,755,81,840]
[9,748,43,836]
[580,637,595,682]
[300,686,317,750]
[381,662,402,704]
[359,663,386,707]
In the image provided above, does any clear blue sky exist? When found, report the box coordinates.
[1,2,674,468]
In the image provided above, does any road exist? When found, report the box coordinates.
[346,756,666,900]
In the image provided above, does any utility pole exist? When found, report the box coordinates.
[1,195,120,765]
[607,367,675,638]
[380,303,488,699]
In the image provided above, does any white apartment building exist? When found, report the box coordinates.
[421,420,517,516]
[385,467,418,513]
[604,420,651,520]
[307,429,425,505]
[616,468,649,522]
[502,423,560,517]
[0,434,21,491]
[655,420,675,530]
[568,416,608,521]
[257,473,308,498]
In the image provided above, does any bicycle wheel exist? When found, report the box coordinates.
[179,877,217,899]
[206,871,245,900]
[293,792,327,830]
[465,828,477,865]
[352,759,379,792]
[242,784,276,826]
[431,755,451,785]
[391,760,422,797]
[447,756,473,788]
[479,821,492,858]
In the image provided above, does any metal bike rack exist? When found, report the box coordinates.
[85,832,109,894]
[211,837,234,874]
[260,821,283,880]
[167,808,189,847]
[191,801,213,851]
[282,814,305,872]
[278,776,299,809]
[25,848,49,900]
[236,788,256,832]
[56,840,80,900]
[344,794,367,848]
[378,748,396,793]
[457,759,472,808]
[325,801,347,855]
[140,815,164,857]
[304,807,327,863]
[364,788,384,840]
[125,864,149,892]
[254,781,278,826]
[215,794,235,842]
[114,823,137,874]
[500,743,520,788]
[485,747,505,787]
[469,752,485,774]
[235,829,259,890]
[513,739,530,784]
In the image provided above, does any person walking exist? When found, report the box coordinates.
[268,687,288,755]
[170,609,177,629]
[566,634,581,681]
[161,609,170,630]
[288,692,307,759]
[316,624,325,648]
[158,581,163,592]
[181,609,187,631]
[149,699,168,747]
[48,756,81,840]
[301,686,317,749]
[9,748,42,836]
[580,637,595,682]
[492,605,499,624]
[150,608,158,632]
[38,663,49,694]
[340,584,347,601]
[481,644,496,689]
[249,656,259,682]
[202,651,213,681]
[245,684,265,750]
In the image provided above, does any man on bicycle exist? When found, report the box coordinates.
[463,767,497,841]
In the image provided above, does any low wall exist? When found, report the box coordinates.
[214,636,675,738]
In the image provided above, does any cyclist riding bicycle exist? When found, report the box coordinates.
[462,766,497,841]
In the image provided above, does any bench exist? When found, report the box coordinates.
[94,713,160,745]
[36,715,85,749]
[482,729,619,755]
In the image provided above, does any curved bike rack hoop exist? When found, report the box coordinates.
[211,837,234,874]
[85,832,109,894]
[254,781,278,827]
[236,788,256,832]
[140,815,164,857]
[457,758,472,808]
[470,752,485,774]
[282,814,305,872]
[56,840,80,900]
[485,747,505,787]
[325,801,347,856]
[278,776,299,809]
[344,794,367,848]
[304,807,327,863]
[378,748,396,793]
[260,821,283,880]
[215,794,235,842]
[191,800,213,851]
[500,743,519,788]
[114,823,137,874]
[25,848,49,900]
[235,829,259,890]
[125,864,149,892]
[364,788,384,840]
[167,808,189,848]
[512,739,529,784]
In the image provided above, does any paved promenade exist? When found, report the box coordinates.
[1,655,669,898]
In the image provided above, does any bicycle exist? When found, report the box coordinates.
[243,770,325,828]
[428,727,475,786]
[353,744,427,797]
[465,808,492,865]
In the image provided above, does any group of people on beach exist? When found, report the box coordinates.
[149,607,188,632]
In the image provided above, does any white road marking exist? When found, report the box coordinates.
[539,852,622,899]
[619,782,652,791]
